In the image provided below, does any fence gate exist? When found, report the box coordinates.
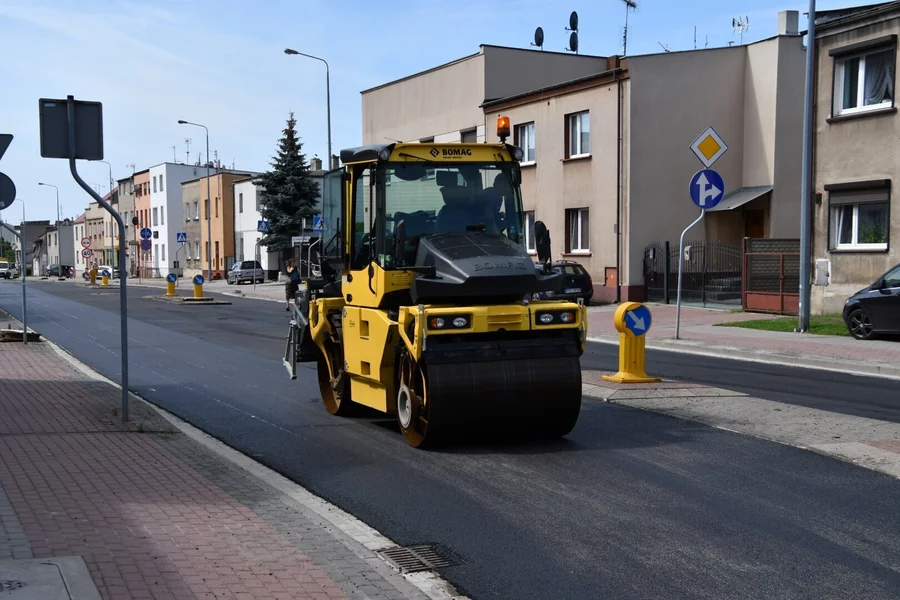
[743,238,800,314]
[644,241,742,307]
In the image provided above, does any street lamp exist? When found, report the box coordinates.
[95,160,114,193]
[178,119,212,280]
[284,48,332,168]
[37,182,59,223]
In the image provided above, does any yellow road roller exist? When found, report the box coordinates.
[283,116,587,448]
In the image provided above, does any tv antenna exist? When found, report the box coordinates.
[531,26,544,50]
[184,138,192,165]
[171,145,177,162]
[621,0,637,56]
[658,42,671,53]
[733,16,750,45]
[565,11,578,54]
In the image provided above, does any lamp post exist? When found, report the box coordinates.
[178,120,212,280]
[37,182,59,223]
[284,48,331,167]
[96,160,114,193]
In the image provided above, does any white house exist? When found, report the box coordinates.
[148,162,211,275]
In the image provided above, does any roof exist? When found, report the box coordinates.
[73,213,86,224]
[179,170,260,185]
[707,186,773,212]
[361,44,607,95]
[815,2,898,32]
[482,66,623,108]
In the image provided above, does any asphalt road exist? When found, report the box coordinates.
[3,280,900,600]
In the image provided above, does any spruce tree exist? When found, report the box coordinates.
[257,112,320,252]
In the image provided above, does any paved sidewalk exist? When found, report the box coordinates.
[587,303,900,379]
[0,326,437,599]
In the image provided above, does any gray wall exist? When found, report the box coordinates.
[58,225,74,266]
[771,35,806,236]
[481,46,609,102]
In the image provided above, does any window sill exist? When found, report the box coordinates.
[562,154,592,164]
[829,246,889,254]
[563,252,592,257]
[827,106,897,124]
[520,161,537,169]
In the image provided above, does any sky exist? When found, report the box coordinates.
[0,0,880,222]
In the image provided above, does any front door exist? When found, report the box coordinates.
[744,210,765,238]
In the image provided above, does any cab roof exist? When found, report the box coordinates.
[339,142,516,165]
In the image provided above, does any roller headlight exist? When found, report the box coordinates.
[377,147,392,160]
[452,317,468,328]
[539,313,554,324]
[428,314,471,330]
[536,310,578,325]
[512,146,525,161]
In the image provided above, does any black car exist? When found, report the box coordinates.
[843,262,900,340]
[532,260,593,303]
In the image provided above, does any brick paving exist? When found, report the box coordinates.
[0,337,423,599]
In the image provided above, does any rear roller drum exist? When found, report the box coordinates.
[317,356,353,416]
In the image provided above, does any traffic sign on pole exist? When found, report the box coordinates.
[313,216,325,231]
[176,232,187,243]
[689,169,724,209]
[81,237,91,249]
[140,239,152,252]
[140,227,152,240]
[602,302,660,384]
[690,126,728,168]
[257,220,269,234]
[82,248,92,258]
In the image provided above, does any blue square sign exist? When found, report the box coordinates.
[176,232,187,243]
[313,216,325,231]
[257,220,269,233]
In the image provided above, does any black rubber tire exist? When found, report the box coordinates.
[847,307,875,340]
[317,356,354,416]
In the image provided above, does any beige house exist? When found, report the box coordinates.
[811,2,899,314]
[362,13,805,302]
[84,201,106,268]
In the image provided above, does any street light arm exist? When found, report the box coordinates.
[285,48,329,70]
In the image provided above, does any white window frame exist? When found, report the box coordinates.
[159,174,164,192]
[152,207,158,226]
[524,211,536,254]
[567,112,590,158]
[831,201,889,251]
[161,206,165,226]
[193,201,200,220]
[153,176,157,193]
[515,122,536,164]
[833,47,896,116]
[567,208,590,253]
[239,193,244,213]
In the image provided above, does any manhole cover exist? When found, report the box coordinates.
[0,580,25,591]
[378,544,464,574]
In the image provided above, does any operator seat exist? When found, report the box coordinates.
[436,187,474,233]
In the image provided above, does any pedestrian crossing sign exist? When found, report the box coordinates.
[313,216,325,231]
[176,232,187,243]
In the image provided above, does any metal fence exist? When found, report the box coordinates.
[644,240,743,307]
[743,238,800,314]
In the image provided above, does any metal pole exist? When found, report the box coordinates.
[325,64,332,167]
[206,129,211,281]
[308,237,320,280]
[675,210,706,340]
[798,0,816,333]
[0,219,26,344]
[66,96,129,422]
[254,240,260,290]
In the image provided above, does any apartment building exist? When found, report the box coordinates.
[72,213,87,276]
[181,179,202,278]
[362,14,805,302]
[115,176,136,274]
[134,169,151,275]
[84,202,105,268]
[810,1,899,314]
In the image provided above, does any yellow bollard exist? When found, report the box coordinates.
[90,268,97,285]
[602,301,661,384]
[192,274,204,298]
[165,273,177,297]
[101,273,109,287]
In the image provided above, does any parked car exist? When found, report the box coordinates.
[843,262,900,340]
[0,260,15,279]
[227,260,265,285]
[532,260,593,304]
[46,264,61,277]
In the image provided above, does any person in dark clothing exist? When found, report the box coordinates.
[285,259,301,311]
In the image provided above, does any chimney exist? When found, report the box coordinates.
[778,10,799,36]
[330,154,340,170]
[310,157,322,171]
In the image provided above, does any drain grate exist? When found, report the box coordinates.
[378,544,464,574]
[0,580,25,592]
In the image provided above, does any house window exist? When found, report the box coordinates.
[161,206,165,225]
[152,207,158,226]
[566,111,590,158]
[206,241,210,261]
[195,242,201,260]
[205,199,210,220]
[185,204,191,222]
[833,46,896,116]
[193,201,199,220]
[566,208,590,253]
[515,122,536,163]
[153,177,157,193]
[830,188,890,250]
[239,193,244,213]
[524,211,536,253]
[159,175,164,192]
[161,244,166,262]
[461,128,477,143]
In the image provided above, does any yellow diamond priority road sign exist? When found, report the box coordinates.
[690,126,727,168]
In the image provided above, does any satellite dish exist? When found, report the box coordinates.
[567,31,579,54]
[532,26,544,49]
[568,10,579,31]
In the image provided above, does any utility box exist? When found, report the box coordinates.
[814,259,830,286]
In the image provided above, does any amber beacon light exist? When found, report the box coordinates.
[497,116,511,142]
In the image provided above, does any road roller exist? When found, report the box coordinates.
[283,116,587,448]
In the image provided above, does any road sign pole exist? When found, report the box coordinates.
[0,220,27,344]
[63,96,130,422]
[675,210,706,340]
[798,0,816,333]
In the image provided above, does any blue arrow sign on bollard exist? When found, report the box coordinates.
[689,169,724,209]
[624,304,652,336]
[167,273,177,283]
[193,274,204,286]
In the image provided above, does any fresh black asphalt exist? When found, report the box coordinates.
[2,281,900,600]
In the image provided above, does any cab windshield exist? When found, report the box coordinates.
[382,161,524,246]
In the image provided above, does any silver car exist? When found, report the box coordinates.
[227,260,265,285]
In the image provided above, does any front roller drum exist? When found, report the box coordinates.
[397,357,582,448]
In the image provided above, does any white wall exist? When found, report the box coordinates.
[149,163,209,273]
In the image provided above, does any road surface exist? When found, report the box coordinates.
[2,281,899,600]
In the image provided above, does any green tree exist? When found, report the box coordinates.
[256,112,320,252]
